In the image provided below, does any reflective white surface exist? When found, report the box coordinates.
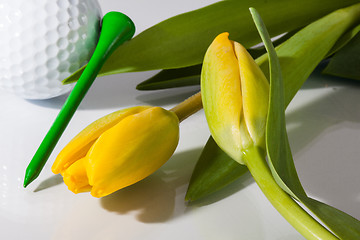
[0,1,359,239]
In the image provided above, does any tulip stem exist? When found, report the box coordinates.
[244,146,337,240]
[170,91,203,122]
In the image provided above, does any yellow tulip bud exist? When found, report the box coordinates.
[52,106,179,198]
[201,32,269,164]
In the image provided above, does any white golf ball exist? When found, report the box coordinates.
[0,0,102,99]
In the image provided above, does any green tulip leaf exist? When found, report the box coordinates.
[186,3,360,202]
[250,6,305,199]
[326,24,360,57]
[252,6,360,239]
[323,31,360,81]
[300,197,360,239]
[185,136,248,202]
[62,0,359,84]
[136,31,296,91]
[257,3,360,105]
[136,65,201,91]
[186,150,247,202]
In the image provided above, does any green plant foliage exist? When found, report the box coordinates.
[136,31,295,90]
[136,22,360,91]
[323,31,360,80]
[62,0,359,84]
[136,65,201,90]
[326,24,360,57]
[185,137,248,202]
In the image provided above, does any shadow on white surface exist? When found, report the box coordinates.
[100,148,202,223]
[24,72,152,110]
[25,92,70,109]
[99,148,257,223]
[135,87,200,107]
[25,71,200,111]
[34,174,64,192]
[101,173,176,223]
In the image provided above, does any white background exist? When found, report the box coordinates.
[0,0,359,239]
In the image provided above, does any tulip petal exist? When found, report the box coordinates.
[201,32,244,163]
[234,42,269,148]
[86,107,179,198]
[52,106,151,174]
[62,157,92,194]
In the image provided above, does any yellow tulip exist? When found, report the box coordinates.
[201,32,269,164]
[52,106,179,198]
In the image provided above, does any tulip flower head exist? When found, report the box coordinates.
[201,32,269,164]
[52,106,179,198]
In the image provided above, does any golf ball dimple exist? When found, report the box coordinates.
[0,0,102,99]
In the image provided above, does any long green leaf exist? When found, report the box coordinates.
[137,21,360,91]
[63,0,359,84]
[135,47,268,91]
[186,3,360,202]
[326,24,360,57]
[300,197,360,238]
[257,3,360,105]
[137,22,360,91]
[185,136,248,202]
[136,31,296,90]
[253,6,360,239]
[252,10,306,200]
[323,31,360,80]
[136,65,201,90]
